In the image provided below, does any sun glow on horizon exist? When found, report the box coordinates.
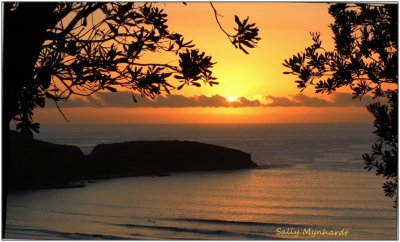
[226,96,238,102]
[34,3,369,125]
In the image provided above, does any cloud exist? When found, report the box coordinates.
[332,92,375,106]
[46,92,262,108]
[45,91,377,109]
[265,94,331,107]
[265,92,375,107]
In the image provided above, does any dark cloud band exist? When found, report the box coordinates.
[265,93,374,107]
[46,91,375,108]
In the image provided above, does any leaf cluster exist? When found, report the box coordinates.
[210,3,260,55]
[175,49,218,90]
[363,91,398,207]
[283,3,398,206]
[283,4,397,100]
[231,15,261,54]
[9,2,223,136]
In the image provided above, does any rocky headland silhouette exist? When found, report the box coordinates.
[7,130,257,190]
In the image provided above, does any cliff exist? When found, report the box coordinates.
[7,130,85,189]
[89,140,257,176]
[6,131,257,190]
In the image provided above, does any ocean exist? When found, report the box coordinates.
[5,123,397,239]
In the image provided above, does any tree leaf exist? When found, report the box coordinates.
[106,86,117,92]
[107,22,118,34]
[177,83,185,90]
[234,15,241,26]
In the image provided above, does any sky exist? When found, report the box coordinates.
[37,2,374,124]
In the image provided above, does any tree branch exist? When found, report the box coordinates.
[210,3,233,44]
[56,3,103,39]
[54,100,70,122]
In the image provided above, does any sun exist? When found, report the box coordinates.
[226,96,237,102]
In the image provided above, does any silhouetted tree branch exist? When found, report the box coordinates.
[2,3,260,235]
[210,3,261,54]
[3,2,260,137]
[283,3,398,207]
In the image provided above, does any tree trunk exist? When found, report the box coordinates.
[2,3,60,237]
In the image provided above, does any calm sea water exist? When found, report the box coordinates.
[5,123,397,239]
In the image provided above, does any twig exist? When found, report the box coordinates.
[54,100,71,123]
[210,2,233,44]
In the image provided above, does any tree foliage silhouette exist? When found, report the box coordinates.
[3,2,260,137]
[283,3,398,207]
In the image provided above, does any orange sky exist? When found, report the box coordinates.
[38,2,374,124]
